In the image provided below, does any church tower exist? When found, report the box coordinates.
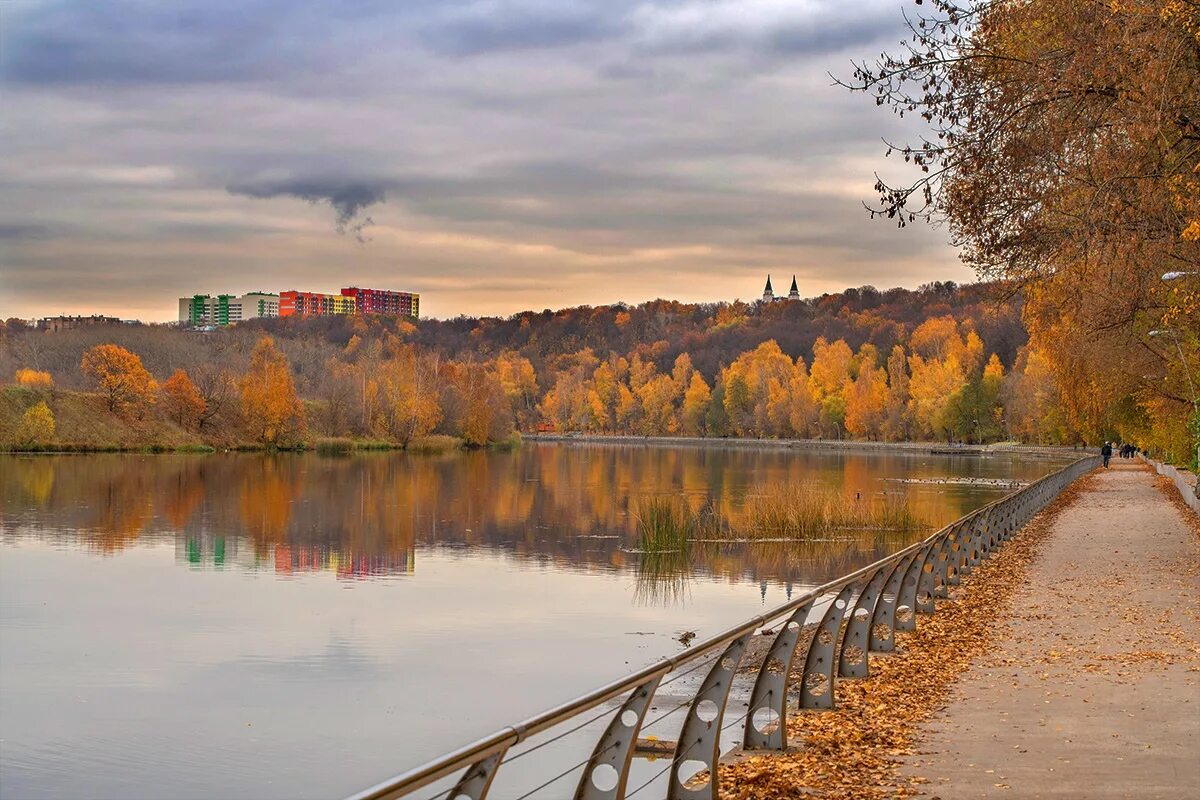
[788,275,800,300]
[762,275,775,302]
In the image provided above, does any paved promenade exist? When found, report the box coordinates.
[900,462,1200,798]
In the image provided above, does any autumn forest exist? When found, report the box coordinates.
[0,278,1190,460]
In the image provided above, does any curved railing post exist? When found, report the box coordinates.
[838,567,887,679]
[869,552,916,652]
[667,634,750,800]
[448,747,511,800]
[743,601,814,750]
[574,677,662,800]
[896,540,936,631]
[799,585,854,710]
[913,536,943,615]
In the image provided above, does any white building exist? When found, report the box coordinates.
[178,292,280,326]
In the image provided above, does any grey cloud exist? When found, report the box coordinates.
[227,176,388,239]
[0,0,403,87]
[626,1,899,60]
[421,2,630,56]
[0,222,56,240]
[765,14,899,57]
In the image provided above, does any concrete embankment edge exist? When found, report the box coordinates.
[1140,453,1200,514]
[525,433,1078,459]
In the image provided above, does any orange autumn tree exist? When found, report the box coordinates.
[444,359,512,446]
[15,368,53,389]
[80,344,157,416]
[239,336,305,445]
[374,347,442,447]
[162,369,207,429]
[844,344,888,439]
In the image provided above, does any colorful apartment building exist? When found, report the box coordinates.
[279,286,419,318]
[178,286,419,322]
[278,290,356,317]
[178,292,280,326]
[340,286,419,318]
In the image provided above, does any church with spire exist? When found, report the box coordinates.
[762,275,801,303]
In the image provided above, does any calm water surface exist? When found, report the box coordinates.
[0,443,1070,799]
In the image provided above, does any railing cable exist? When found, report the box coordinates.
[501,705,615,765]
[624,737,700,798]
[500,649,719,770]
[510,742,619,800]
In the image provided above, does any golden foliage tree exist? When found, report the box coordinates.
[18,401,56,445]
[447,360,512,446]
[494,351,540,429]
[162,369,206,429]
[374,348,442,447]
[721,340,795,436]
[787,360,819,438]
[239,336,305,445]
[14,368,53,389]
[681,372,712,435]
[80,344,157,416]
[844,346,889,439]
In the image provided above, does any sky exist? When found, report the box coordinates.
[0,0,969,322]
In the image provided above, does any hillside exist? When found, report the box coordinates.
[2,280,1185,457]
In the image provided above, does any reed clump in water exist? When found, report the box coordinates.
[743,489,926,539]
[635,490,927,545]
[635,497,698,553]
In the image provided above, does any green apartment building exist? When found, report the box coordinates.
[178,292,280,326]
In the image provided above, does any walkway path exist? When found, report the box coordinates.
[899,461,1200,798]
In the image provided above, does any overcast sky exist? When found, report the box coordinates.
[0,0,967,321]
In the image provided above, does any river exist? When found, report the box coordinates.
[0,443,1070,799]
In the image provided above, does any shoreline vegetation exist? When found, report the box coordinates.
[2,290,1192,466]
[0,386,1075,457]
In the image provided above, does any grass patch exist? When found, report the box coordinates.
[406,434,464,453]
[311,437,398,455]
[488,433,523,451]
[175,443,217,454]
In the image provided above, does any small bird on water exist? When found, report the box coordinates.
[676,630,696,647]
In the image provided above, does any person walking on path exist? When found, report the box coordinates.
[1101,441,1113,467]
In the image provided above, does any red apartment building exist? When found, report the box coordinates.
[279,287,419,318]
[341,287,419,318]
[278,290,356,317]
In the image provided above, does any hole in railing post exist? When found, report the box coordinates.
[590,764,619,792]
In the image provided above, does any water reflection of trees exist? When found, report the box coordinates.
[0,447,1055,587]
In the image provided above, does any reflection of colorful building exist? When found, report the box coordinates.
[273,544,414,579]
[340,287,419,318]
[176,532,240,568]
[279,290,356,317]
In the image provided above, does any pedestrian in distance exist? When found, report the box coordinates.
[1101,441,1113,468]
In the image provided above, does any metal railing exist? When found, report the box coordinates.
[348,455,1100,800]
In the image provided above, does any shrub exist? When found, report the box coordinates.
[14,368,53,389]
[18,401,56,445]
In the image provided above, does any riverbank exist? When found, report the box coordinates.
[0,388,493,454]
[526,432,1079,459]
